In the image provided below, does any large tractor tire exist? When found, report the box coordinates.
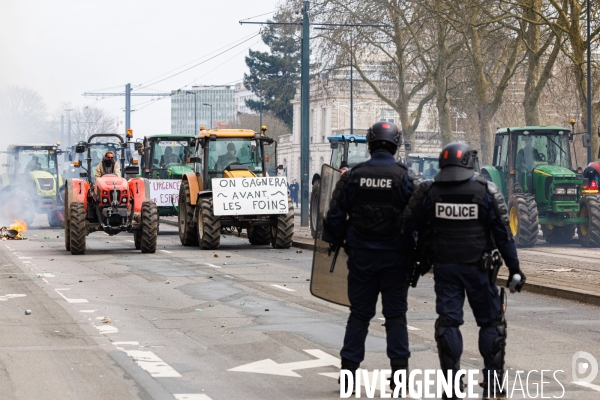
[64,187,71,251]
[178,180,198,246]
[271,197,294,249]
[69,202,87,255]
[578,195,600,247]
[508,193,539,248]
[0,186,35,228]
[133,232,141,250]
[140,201,158,253]
[197,198,220,250]
[48,211,64,228]
[248,225,271,245]
[309,180,320,239]
[541,224,575,244]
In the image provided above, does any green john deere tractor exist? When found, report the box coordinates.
[481,126,600,247]
[135,134,195,216]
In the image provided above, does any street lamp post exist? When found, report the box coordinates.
[64,109,74,146]
[203,103,213,129]
[587,0,593,163]
[185,91,198,134]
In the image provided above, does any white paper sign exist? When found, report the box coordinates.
[212,177,289,216]
[149,179,181,206]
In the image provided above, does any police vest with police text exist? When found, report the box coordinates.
[429,178,491,264]
[348,162,407,238]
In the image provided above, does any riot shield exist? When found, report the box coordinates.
[310,164,350,307]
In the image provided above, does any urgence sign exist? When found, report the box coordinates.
[212,177,289,216]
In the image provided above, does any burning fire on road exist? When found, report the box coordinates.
[1,220,28,240]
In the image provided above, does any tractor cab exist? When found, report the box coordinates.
[406,153,440,178]
[139,134,195,179]
[481,126,600,247]
[328,135,369,169]
[66,141,124,182]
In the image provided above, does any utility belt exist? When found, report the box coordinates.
[477,250,503,284]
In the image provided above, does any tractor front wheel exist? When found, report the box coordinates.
[48,211,64,228]
[541,224,575,244]
[309,180,320,239]
[248,226,271,245]
[578,195,600,247]
[508,194,539,248]
[140,202,158,253]
[271,197,294,249]
[69,202,87,255]
[197,198,220,250]
[178,181,198,246]
[64,187,70,251]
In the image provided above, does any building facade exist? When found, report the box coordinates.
[171,85,236,134]
[277,75,440,187]
[234,82,259,115]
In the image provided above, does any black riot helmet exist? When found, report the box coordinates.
[434,142,478,182]
[367,122,401,154]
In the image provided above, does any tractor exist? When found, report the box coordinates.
[134,134,195,216]
[309,135,370,237]
[406,153,440,178]
[64,134,158,255]
[481,125,600,247]
[0,143,65,228]
[178,126,293,249]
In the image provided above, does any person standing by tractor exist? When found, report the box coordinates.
[408,142,526,399]
[94,151,121,179]
[289,179,299,207]
[322,121,414,393]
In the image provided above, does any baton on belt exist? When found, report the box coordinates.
[330,245,340,273]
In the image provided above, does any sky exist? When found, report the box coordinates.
[0,0,280,139]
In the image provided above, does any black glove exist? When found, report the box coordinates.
[507,268,526,292]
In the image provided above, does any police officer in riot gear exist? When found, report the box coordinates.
[323,121,414,392]
[409,142,526,399]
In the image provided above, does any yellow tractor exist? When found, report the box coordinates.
[0,143,64,227]
[178,127,293,249]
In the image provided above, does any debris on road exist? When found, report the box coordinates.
[214,254,219,258]
[296,250,303,253]
[24,310,31,315]
[165,280,170,284]
[102,316,111,324]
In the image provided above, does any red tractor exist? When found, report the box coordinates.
[63,134,158,255]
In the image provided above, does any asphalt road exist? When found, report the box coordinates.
[0,216,599,399]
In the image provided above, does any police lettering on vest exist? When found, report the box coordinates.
[435,203,478,220]
[359,177,393,189]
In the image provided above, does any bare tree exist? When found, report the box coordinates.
[229,112,291,142]
[52,104,117,143]
[0,85,47,138]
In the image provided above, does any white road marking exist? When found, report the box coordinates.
[113,341,139,346]
[22,261,31,264]
[573,381,600,392]
[37,273,55,278]
[228,349,339,377]
[127,240,135,243]
[0,294,26,302]
[95,325,119,334]
[42,278,49,284]
[79,310,98,313]
[123,350,182,378]
[377,318,421,331]
[224,275,233,278]
[204,263,221,269]
[271,284,296,292]
[55,288,89,304]
[18,257,32,259]
[160,250,173,254]
[174,395,213,400]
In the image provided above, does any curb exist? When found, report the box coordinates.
[496,277,600,306]
[161,218,600,306]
